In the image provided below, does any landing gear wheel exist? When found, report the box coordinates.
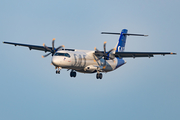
[56,70,60,74]
[96,73,103,79]
[99,73,102,79]
[96,73,99,79]
[55,67,61,74]
[70,70,76,77]
[73,72,76,77]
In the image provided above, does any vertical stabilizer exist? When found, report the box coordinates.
[115,29,128,52]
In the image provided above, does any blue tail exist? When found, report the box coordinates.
[115,29,128,52]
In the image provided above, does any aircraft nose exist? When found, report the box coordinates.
[52,57,60,66]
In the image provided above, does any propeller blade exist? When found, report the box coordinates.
[107,49,114,54]
[94,47,98,51]
[52,38,55,51]
[103,41,107,54]
[94,47,103,56]
[43,43,52,52]
[42,52,51,58]
[94,47,101,53]
[56,45,65,50]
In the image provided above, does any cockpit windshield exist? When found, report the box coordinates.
[54,53,71,57]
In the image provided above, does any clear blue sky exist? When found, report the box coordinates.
[0,0,179,120]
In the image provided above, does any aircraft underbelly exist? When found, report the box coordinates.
[71,60,117,73]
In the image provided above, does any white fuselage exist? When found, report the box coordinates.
[51,49,126,73]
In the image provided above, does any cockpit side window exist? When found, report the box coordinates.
[54,53,71,58]
[64,53,70,57]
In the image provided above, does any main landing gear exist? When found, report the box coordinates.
[70,70,76,78]
[96,73,103,79]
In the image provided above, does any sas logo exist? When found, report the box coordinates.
[118,46,125,52]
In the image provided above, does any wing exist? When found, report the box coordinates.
[3,41,52,52]
[114,52,176,58]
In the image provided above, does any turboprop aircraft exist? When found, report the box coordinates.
[3,29,176,79]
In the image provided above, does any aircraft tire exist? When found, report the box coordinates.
[73,72,76,77]
[96,73,103,79]
[99,73,102,79]
[56,70,60,74]
[96,73,99,79]
[70,72,73,77]
[70,71,76,77]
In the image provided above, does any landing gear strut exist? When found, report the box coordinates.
[70,70,76,77]
[96,73,103,79]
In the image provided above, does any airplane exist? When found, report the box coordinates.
[3,29,176,79]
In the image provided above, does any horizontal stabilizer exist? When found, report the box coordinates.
[101,32,148,37]
[123,33,148,37]
[101,32,121,35]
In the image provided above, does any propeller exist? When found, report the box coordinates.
[42,38,64,58]
[94,41,115,68]
[94,41,115,60]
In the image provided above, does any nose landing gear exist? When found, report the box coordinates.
[56,70,60,74]
[70,70,76,77]
[55,67,61,74]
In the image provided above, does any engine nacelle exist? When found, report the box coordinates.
[84,65,97,73]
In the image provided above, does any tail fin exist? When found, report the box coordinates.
[115,29,128,52]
